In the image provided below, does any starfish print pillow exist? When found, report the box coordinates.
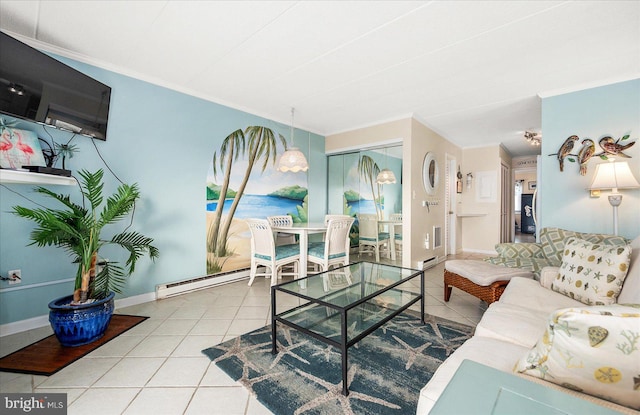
[552,238,631,305]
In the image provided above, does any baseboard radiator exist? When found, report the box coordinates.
[417,256,437,270]
[433,226,442,249]
[156,268,250,299]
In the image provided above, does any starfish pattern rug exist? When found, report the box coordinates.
[202,311,472,415]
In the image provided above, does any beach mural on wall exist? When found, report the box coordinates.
[205,126,308,274]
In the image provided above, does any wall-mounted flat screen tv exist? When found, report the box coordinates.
[0,31,111,140]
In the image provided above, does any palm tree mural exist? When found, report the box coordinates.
[207,126,286,273]
[358,154,383,219]
[208,129,244,258]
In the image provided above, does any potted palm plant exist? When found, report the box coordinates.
[12,169,159,346]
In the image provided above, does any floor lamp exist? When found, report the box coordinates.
[588,160,640,235]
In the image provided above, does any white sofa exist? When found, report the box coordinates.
[417,235,640,415]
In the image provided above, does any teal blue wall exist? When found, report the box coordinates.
[0,56,326,325]
[540,79,640,239]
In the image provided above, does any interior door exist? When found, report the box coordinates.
[500,162,511,243]
[445,155,457,256]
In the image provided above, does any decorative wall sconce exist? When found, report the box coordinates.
[466,172,474,189]
[456,166,463,193]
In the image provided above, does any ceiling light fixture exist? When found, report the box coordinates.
[376,147,397,184]
[277,108,309,173]
[8,83,25,96]
[524,131,541,146]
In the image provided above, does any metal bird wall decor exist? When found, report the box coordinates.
[549,135,578,172]
[577,138,595,176]
[548,132,636,175]
[596,135,635,158]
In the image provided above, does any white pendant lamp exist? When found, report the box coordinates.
[376,147,396,184]
[277,108,309,173]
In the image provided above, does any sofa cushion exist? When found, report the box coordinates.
[515,304,640,410]
[499,277,583,315]
[538,227,629,265]
[618,235,640,304]
[494,242,545,259]
[552,238,632,305]
[474,302,551,348]
[417,337,530,415]
[483,257,556,279]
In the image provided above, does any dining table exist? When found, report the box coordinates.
[378,219,402,260]
[270,221,328,280]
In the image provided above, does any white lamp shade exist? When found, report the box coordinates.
[589,161,640,191]
[277,147,309,172]
[376,168,397,184]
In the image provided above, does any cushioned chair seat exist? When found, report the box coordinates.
[307,242,347,260]
[360,232,390,241]
[444,260,534,304]
[255,243,300,261]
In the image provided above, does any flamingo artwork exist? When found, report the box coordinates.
[0,130,15,168]
[14,130,35,166]
[0,126,46,169]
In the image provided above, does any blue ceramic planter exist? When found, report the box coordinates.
[48,292,115,347]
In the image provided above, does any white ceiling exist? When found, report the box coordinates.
[1,1,638,157]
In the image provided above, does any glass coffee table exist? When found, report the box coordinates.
[271,261,424,396]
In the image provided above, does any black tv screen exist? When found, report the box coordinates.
[0,31,111,140]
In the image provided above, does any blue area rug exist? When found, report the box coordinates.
[202,311,473,414]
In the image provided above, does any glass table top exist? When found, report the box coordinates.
[273,261,422,345]
[275,261,420,308]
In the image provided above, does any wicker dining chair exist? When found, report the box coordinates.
[389,213,403,256]
[357,214,390,262]
[246,218,300,286]
[308,217,354,272]
[267,215,296,245]
[307,217,355,291]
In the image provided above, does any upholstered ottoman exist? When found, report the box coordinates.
[444,260,534,304]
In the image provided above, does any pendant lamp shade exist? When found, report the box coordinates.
[376,147,396,184]
[277,108,309,173]
[277,147,309,172]
[376,168,397,184]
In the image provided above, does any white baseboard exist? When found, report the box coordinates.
[0,315,50,337]
[0,292,156,337]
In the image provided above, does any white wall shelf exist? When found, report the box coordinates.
[0,169,75,186]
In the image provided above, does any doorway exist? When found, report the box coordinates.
[445,155,457,256]
[513,166,537,243]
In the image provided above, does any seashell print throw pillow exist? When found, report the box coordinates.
[552,238,632,305]
[515,304,640,410]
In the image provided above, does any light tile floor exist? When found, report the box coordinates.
[0,252,486,415]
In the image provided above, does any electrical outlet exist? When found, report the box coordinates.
[8,269,21,285]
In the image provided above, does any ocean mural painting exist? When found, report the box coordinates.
[205,126,308,274]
